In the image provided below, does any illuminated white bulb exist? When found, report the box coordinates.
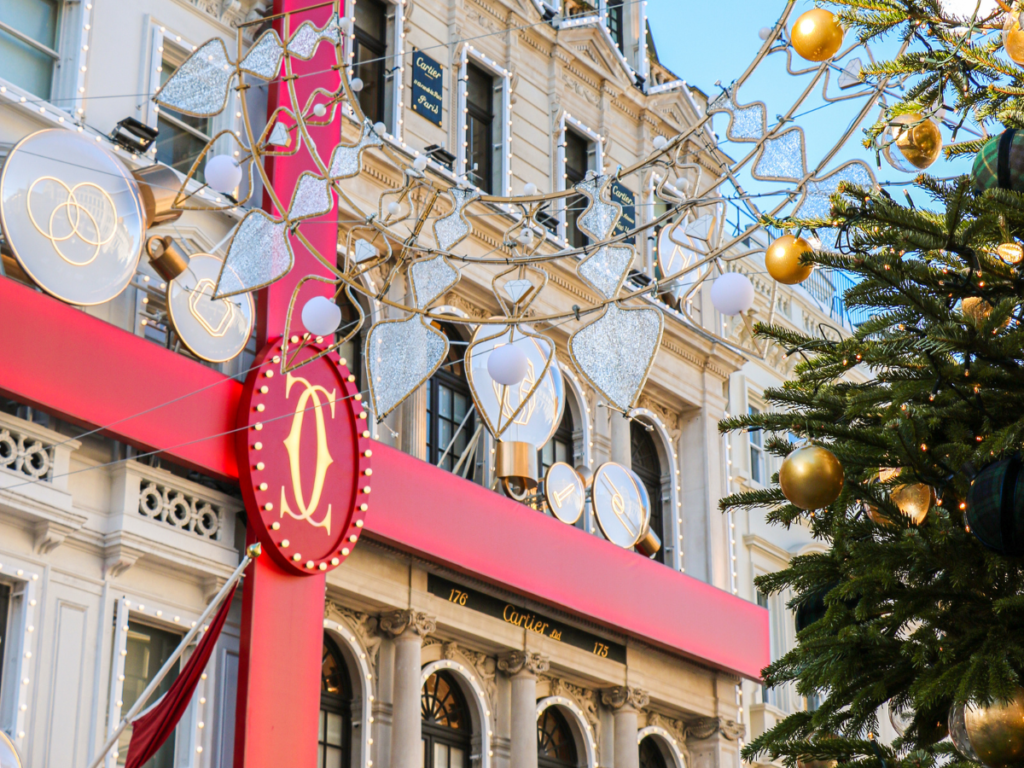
[758,27,772,40]
[351,77,364,92]
[313,103,327,117]
[523,182,538,196]
[373,121,387,135]
[387,201,401,216]
[413,155,428,172]
[653,135,668,150]
[301,296,342,337]
[487,343,529,386]
[205,155,241,193]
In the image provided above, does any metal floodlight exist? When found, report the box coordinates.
[109,117,159,154]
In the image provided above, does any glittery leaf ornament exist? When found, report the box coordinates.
[365,316,449,420]
[214,209,293,298]
[153,38,234,117]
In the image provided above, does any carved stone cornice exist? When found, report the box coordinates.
[497,650,550,677]
[601,686,650,711]
[379,609,436,639]
[685,716,745,742]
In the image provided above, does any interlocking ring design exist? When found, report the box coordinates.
[27,176,117,267]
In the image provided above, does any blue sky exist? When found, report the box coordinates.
[645,0,979,224]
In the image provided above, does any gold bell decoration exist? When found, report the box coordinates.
[950,689,1024,768]
[996,242,1024,265]
[780,445,845,510]
[766,234,814,285]
[889,114,943,171]
[791,9,844,62]
[1004,14,1024,66]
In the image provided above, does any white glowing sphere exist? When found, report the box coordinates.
[710,272,755,316]
[351,77,364,92]
[487,343,529,386]
[301,296,342,337]
[373,121,387,136]
[759,26,773,40]
[653,135,668,150]
[313,103,327,117]
[518,228,534,244]
[523,182,538,196]
[387,201,401,216]
[939,0,999,17]
[205,155,241,194]
[413,155,429,172]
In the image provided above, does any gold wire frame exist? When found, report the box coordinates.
[362,314,450,421]
[280,274,364,374]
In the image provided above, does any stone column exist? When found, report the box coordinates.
[380,610,436,768]
[602,687,649,768]
[498,651,550,768]
[611,411,632,468]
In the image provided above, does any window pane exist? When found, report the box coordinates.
[565,131,589,177]
[319,710,326,741]
[434,742,448,768]
[438,420,452,452]
[454,392,468,422]
[422,739,427,768]
[450,747,465,768]
[319,745,325,768]
[119,622,182,768]
[0,30,54,99]
[326,712,343,745]
[158,62,211,133]
[439,387,453,419]
[354,40,385,124]
[555,440,569,465]
[354,0,386,41]
[0,0,58,48]
[155,117,209,181]
[325,746,343,768]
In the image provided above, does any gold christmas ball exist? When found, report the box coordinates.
[780,445,844,510]
[891,114,942,170]
[797,760,837,768]
[791,9,844,62]
[964,689,1024,768]
[877,468,931,525]
[996,242,1024,265]
[766,235,814,285]
[1004,16,1024,66]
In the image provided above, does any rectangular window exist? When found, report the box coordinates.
[0,0,60,99]
[155,59,212,183]
[606,1,624,53]
[465,63,497,194]
[353,0,388,125]
[0,583,9,696]
[756,591,776,707]
[564,129,596,249]
[748,405,764,485]
[118,621,183,768]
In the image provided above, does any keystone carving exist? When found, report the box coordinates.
[497,650,550,677]
[380,609,436,639]
[601,686,650,711]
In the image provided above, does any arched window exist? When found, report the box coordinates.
[540,404,574,476]
[422,671,472,768]
[426,323,477,478]
[631,421,665,563]
[639,737,669,768]
[320,635,353,768]
[538,707,578,768]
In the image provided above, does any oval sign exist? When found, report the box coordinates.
[237,338,371,575]
[592,462,649,549]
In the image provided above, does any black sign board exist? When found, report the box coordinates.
[609,180,636,244]
[427,574,626,664]
[411,51,444,126]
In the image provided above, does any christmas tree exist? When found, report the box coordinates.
[722,3,1024,768]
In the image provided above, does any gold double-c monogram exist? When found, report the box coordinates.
[280,373,336,534]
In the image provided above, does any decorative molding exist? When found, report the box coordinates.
[685,716,745,742]
[647,712,687,745]
[601,686,650,711]
[497,650,550,676]
[33,520,77,555]
[547,676,601,738]
[562,73,601,106]
[442,641,497,710]
[326,599,383,680]
[380,609,436,638]
[103,540,146,579]
[636,394,680,433]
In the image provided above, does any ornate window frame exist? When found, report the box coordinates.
[535,696,597,768]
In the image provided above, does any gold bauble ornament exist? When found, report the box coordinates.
[964,689,1024,768]
[996,242,1024,265]
[876,467,931,525]
[791,9,844,62]
[797,760,837,768]
[1004,16,1024,66]
[780,445,845,510]
[766,234,814,285]
[889,113,943,170]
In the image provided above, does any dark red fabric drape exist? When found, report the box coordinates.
[124,584,237,768]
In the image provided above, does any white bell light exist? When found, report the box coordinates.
[351,77,364,92]
[205,155,241,194]
[710,271,755,316]
[467,324,564,447]
[523,182,538,196]
[758,26,773,40]
[413,155,429,172]
[517,228,534,244]
[301,295,342,337]
[313,103,327,117]
[653,135,668,150]
[373,121,387,136]
[387,201,402,216]
[487,342,529,386]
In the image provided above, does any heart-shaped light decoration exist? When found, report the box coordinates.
[410,255,459,309]
[214,209,293,298]
[569,303,664,412]
[287,171,333,222]
[153,38,234,117]
[577,245,635,299]
[365,316,449,419]
[465,324,564,445]
[280,274,365,374]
